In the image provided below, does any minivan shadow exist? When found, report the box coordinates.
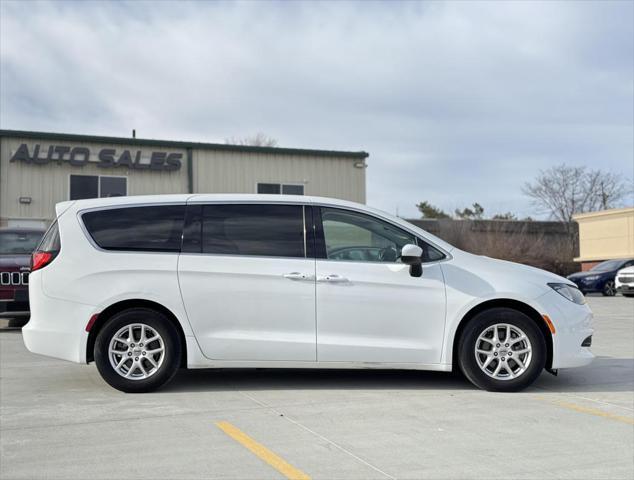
[161,356,633,394]
[163,368,472,393]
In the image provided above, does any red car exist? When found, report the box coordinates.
[0,227,45,325]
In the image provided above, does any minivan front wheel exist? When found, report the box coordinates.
[95,308,181,393]
[458,308,546,392]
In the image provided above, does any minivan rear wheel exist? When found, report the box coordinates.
[94,308,181,393]
[457,308,546,392]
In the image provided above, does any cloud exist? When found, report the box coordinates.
[1,0,632,218]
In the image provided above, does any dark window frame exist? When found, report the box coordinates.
[256,182,305,196]
[69,174,128,200]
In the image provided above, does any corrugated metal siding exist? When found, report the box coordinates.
[0,137,187,222]
[193,150,366,203]
[1,136,367,225]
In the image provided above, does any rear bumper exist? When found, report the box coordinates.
[22,275,94,364]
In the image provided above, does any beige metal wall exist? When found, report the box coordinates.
[574,207,634,263]
[193,149,366,203]
[0,137,188,225]
[1,135,367,226]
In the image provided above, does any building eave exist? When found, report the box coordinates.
[573,207,634,221]
[0,129,369,160]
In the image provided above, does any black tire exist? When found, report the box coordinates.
[623,293,634,298]
[94,308,181,393]
[602,281,616,297]
[458,308,546,392]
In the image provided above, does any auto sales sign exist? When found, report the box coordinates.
[10,143,182,171]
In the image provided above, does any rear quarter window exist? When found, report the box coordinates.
[82,205,186,252]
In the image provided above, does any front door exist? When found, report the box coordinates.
[315,207,446,364]
[178,203,316,361]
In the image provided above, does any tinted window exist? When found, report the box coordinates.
[82,206,185,252]
[100,177,127,197]
[320,208,444,263]
[0,231,44,255]
[70,175,99,200]
[257,183,304,195]
[423,243,445,262]
[590,259,626,272]
[282,184,304,195]
[202,204,305,257]
[257,183,281,194]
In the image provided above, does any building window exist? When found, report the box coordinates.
[257,183,304,195]
[70,175,127,200]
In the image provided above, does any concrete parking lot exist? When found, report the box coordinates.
[1,296,632,480]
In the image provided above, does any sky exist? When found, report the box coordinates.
[1,0,633,219]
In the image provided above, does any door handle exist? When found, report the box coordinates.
[283,272,314,281]
[317,274,350,283]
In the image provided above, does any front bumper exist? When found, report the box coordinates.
[617,284,634,294]
[537,289,594,369]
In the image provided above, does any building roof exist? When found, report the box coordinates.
[0,129,369,160]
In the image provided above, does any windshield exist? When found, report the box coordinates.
[590,259,624,272]
[0,231,44,255]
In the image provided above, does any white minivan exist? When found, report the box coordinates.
[24,195,593,393]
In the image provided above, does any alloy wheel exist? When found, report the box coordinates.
[604,281,616,296]
[474,323,532,380]
[108,323,165,380]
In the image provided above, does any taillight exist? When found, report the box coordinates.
[31,220,61,272]
[31,251,54,272]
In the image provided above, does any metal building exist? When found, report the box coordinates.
[0,130,368,228]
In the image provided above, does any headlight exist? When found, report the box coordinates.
[549,283,586,305]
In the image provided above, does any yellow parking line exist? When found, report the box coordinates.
[540,398,634,425]
[216,421,311,480]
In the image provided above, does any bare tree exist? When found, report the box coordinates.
[225,133,278,147]
[522,164,629,222]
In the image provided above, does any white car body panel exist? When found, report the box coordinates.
[316,261,446,364]
[179,254,316,361]
[23,194,594,375]
[616,266,634,292]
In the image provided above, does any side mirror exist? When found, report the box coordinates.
[401,244,423,278]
